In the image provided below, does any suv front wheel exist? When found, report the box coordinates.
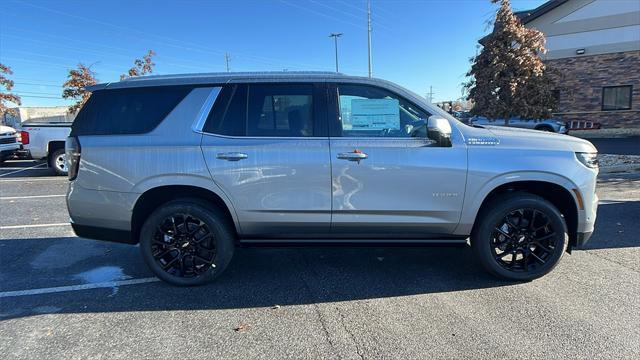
[140,199,235,286]
[472,193,568,281]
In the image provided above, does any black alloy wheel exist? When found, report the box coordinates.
[151,213,217,278]
[491,208,558,273]
[140,199,234,286]
[472,193,568,281]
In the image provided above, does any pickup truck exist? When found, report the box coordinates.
[19,121,72,175]
[0,125,21,164]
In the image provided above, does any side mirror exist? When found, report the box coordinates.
[427,116,452,147]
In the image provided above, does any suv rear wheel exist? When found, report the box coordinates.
[472,193,568,281]
[140,199,235,286]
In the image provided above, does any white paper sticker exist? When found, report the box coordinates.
[350,99,400,130]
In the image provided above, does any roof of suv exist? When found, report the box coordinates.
[87,71,386,91]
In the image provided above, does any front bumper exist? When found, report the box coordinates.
[575,231,593,247]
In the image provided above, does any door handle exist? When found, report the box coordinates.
[337,151,368,161]
[216,152,248,161]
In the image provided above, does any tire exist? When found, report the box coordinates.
[139,199,235,286]
[49,149,67,176]
[472,193,568,281]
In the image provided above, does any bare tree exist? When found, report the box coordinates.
[62,63,98,114]
[465,0,557,121]
[0,63,22,117]
[120,50,156,80]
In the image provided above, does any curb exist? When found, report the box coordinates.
[599,164,640,174]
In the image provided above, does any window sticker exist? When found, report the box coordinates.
[349,98,400,130]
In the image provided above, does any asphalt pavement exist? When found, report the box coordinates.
[588,136,640,155]
[1,160,639,359]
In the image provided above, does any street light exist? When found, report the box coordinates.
[329,33,343,73]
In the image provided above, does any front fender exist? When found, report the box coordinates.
[454,170,580,235]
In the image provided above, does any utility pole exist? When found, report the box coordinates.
[426,86,435,103]
[329,33,343,73]
[367,0,372,78]
[225,52,231,72]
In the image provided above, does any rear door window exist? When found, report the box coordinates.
[247,84,314,137]
[203,84,247,136]
[71,86,192,136]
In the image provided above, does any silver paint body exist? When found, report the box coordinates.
[67,72,598,241]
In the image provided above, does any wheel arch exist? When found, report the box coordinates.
[459,172,581,250]
[47,140,65,155]
[131,184,240,244]
[534,124,554,132]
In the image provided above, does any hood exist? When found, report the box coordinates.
[463,125,597,153]
[0,125,17,136]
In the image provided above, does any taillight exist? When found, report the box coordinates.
[65,136,81,180]
[20,131,29,145]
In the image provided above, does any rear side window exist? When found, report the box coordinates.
[203,85,246,136]
[247,84,313,137]
[71,86,192,136]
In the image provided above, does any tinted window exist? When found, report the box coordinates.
[71,86,192,136]
[337,84,430,138]
[247,84,313,137]
[203,85,246,136]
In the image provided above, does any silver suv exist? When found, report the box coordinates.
[66,72,598,286]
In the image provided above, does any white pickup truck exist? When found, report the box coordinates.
[0,125,21,164]
[19,121,72,175]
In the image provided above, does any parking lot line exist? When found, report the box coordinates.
[0,223,70,230]
[0,277,160,298]
[0,177,64,182]
[0,194,66,200]
[0,163,47,177]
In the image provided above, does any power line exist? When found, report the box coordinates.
[13,1,328,71]
[311,0,395,32]
[279,0,368,31]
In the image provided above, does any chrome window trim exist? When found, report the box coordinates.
[191,87,222,133]
[200,132,329,140]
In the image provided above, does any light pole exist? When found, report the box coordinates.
[329,33,343,73]
[367,0,372,78]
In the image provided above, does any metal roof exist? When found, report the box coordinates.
[87,71,377,91]
[514,0,569,24]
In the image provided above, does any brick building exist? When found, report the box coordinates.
[516,0,640,128]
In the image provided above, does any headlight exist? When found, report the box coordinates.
[576,152,598,169]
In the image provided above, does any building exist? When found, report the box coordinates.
[516,0,640,128]
[2,106,74,129]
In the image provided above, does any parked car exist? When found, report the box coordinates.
[66,72,598,286]
[470,116,567,133]
[0,125,21,164]
[452,111,472,123]
[19,121,72,175]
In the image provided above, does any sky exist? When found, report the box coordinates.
[1,0,547,107]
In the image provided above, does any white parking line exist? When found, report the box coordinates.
[0,177,66,182]
[0,163,47,177]
[0,278,160,298]
[0,223,70,230]
[0,194,66,200]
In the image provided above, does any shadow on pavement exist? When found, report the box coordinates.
[1,201,637,320]
[0,235,512,320]
[583,200,639,250]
